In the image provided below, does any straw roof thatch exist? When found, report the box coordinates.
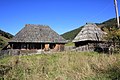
[73,23,106,42]
[9,24,67,43]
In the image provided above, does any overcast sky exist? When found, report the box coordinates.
[0,0,119,35]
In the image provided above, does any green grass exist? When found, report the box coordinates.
[65,42,74,46]
[0,36,9,50]
[0,52,120,80]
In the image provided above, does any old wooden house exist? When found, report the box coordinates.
[9,24,67,51]
[72,23,107,51]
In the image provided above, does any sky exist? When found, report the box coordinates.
[0,0,119,35]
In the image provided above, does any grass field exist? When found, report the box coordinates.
[0,51,120,80]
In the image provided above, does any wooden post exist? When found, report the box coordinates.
[12,44,13,49]
[27,44,29,50]
[33,44,34,49]
[58,44,60,51]
[41,44,42,49]
[114,0,120,28]
[87,43,89,51]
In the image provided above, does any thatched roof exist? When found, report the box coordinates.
[73,23,106,42]
[9,24,67,43]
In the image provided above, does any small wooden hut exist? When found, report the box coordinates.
[72,23,106,51]
[9,24,67,51]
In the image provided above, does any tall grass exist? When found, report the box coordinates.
[0,52,120,80]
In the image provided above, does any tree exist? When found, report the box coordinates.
[104,27,120,53]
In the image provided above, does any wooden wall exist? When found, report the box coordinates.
[9,42,65,52]
[54,44,64,51]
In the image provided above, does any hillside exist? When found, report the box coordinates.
[100,17,120,29]
[0,52,120,80]
[0,30,13,39]
[0,36,9,49]
[0,30,13,49]
[61,27,83,41]
[61,17,120,40]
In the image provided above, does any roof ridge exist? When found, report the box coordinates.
[25,24,49,27]
[73,23,106,42]
[9,24,67,43]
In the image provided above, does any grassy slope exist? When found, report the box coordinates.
[0,30,13,39]
[0,36,10,50]
[0,52,120,80]
[100,17,120,29]
[0,29,13,50]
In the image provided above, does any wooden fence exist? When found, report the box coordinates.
[72,45,95,52]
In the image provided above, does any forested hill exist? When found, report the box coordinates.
[61,17,120,40]
[61,26,83,41]
[0,30,13,39]
[0,29,13,49]
[99,17,120,29]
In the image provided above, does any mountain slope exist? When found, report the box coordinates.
[61,27,83,41]
[0,30,13,39]
[0,36,9,49]
[0,30,13,49]
[61,17,120,40]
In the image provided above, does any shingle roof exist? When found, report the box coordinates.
[73,23,106,42]
[9,24,67,43]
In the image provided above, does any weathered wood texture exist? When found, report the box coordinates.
[8,24,67,51]
[73,23,106,43]
[9,24,67,43]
